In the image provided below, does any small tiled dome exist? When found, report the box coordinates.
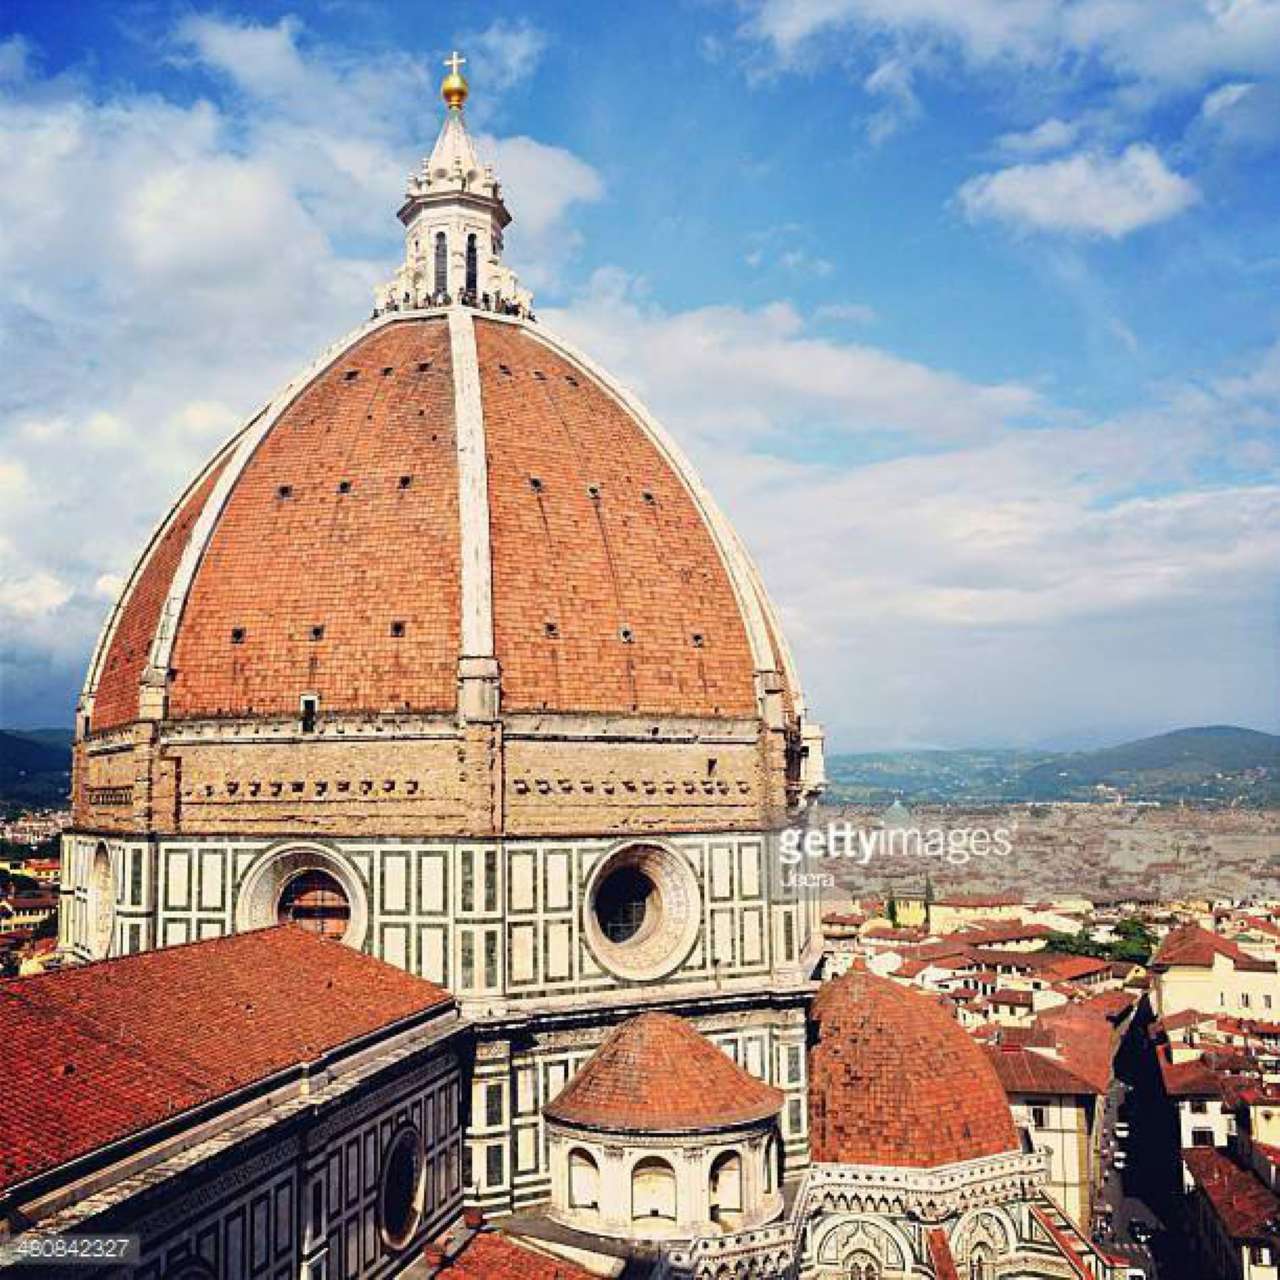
[809,969,1020,1169]
[545,1012,784,1133]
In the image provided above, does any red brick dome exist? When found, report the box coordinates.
[83,312,801,730]
[544,1012,784,1133]
[808,969,1020,1169]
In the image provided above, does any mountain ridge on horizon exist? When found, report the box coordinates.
[825,724,1280,806]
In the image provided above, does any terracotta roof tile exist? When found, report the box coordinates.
[1183,1146,1280,1242]
[0,926,452,1193]
[1153,924,1276,974]
[544,1012,782,1133]
[440,1231,597,1278]
[986,1044,1101,1096]
[92,451,231,730]
[476,320,757,717]
[808,969,1019,1169]
[170,320,461,717]
[927,1228,961,1280]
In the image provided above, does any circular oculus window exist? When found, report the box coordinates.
[584,844,701,982]
[235,844,369,949]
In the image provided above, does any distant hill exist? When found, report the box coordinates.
[0,729,72,812]
[826,726,1280,805]
[1020,726,1280,800]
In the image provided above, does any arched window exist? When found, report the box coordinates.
[709,1151,743,1226]
[846,1255,879,1280]
[465,233,478,296]
[970,1248,992,1280]
[434,232,448,297]
[632,1157,677,1222]
[763,1131,782,1195]
[568,1148,599,1211]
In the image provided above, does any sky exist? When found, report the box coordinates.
[0,0,1277,750]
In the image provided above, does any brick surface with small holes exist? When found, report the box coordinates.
[168,319,461,718]
[92,455,231,732]
[476,319,756,718]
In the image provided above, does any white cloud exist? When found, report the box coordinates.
[0,572,72,619]
[460,20,548,93]
[1202,81,1254,117]
[0,19,597,724]
[740,0,1280,89]
[780,248,835,276]
[863,57,922,144]
[996,116,1079,156]
[478,135,604,288]
[957,144,1200,238]
[546,270,1039,446]
[546,271,1280,744]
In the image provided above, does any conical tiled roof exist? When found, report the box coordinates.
[544,1012,784,1133]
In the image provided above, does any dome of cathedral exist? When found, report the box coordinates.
[544,1011,784,1132]
[86,314,793,728]
[808,969,1020,1169]
[72,62,822,844]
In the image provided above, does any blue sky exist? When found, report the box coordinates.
[0,0,1277,748]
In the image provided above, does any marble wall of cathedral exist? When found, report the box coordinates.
[61,829,820,1209]
[35,997,465,1280]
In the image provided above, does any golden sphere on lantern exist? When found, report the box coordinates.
[441,51,468,109]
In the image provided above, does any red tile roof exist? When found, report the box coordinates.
[1157,1046,1253,1099]
[544,1012,783,1133]
[440,1232,597,1278]
[993,989,1034,1008]
[476,320,758,717]
[986,1044,1101,1096]
[91,450,232,730]
[935,894,1022,908]
[0,927,452,1193]
[1033,1003,1117,1093]
[952,922,1054,946]
[808,969,1019,1169]
[1152,924,1276,973]
[1183,1146,1280,1242]
[169,321,461,718]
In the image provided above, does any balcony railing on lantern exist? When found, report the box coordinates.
[373,286,533,322]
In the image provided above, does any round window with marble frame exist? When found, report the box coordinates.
[378,1124,426,1251]
[88,841,115,960]
[583,842,702,983]
[235,842,369,950]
